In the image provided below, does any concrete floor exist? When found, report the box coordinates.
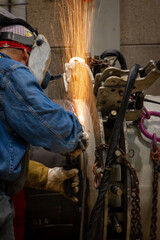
[145,78,160,96]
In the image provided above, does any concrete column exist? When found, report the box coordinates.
[120,0,160,95]
[91,0,120,57]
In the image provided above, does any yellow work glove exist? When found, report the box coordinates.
[67,131,89,158]
[25,160,49,189]
[44,167,79,202]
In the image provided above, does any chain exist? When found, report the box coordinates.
[140,106,160,239]
[123,155,143,240]
[95,143,109,152]
[149,148,160,240]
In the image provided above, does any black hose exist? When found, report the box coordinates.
[84,64,141,240]
[100,49,127,70]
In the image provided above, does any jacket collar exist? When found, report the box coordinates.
[0,51,11,59]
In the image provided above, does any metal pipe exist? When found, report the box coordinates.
[13,0,27,20]
[0,3,28,6]
[8,0,12,12]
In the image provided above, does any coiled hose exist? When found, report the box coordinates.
[85,64,141,240]
[100,49,128,70]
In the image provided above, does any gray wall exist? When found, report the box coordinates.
[91,0,120,56]
[120,0,160,67]
[27,0,160,97]
[27,0,68,99]
[120,0,160,95]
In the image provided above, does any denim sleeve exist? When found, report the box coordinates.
[3,65,83,153]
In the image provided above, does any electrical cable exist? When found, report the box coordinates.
[84,64,141,240]
[99,49,128,70]
[50,74,63,80]
[144,98,160,105]
[79,140,87,240]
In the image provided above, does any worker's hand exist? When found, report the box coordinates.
[44,167,79,202]
[67,131,89,158]
[79,131,89,148]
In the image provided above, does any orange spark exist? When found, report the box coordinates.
[52,0,101,144]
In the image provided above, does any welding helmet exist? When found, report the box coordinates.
[0,7,51,89]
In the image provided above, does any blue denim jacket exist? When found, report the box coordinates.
[0,52,83,182]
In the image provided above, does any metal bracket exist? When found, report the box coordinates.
[94,60,160,120]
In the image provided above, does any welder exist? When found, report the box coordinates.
[0,7,88,240]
